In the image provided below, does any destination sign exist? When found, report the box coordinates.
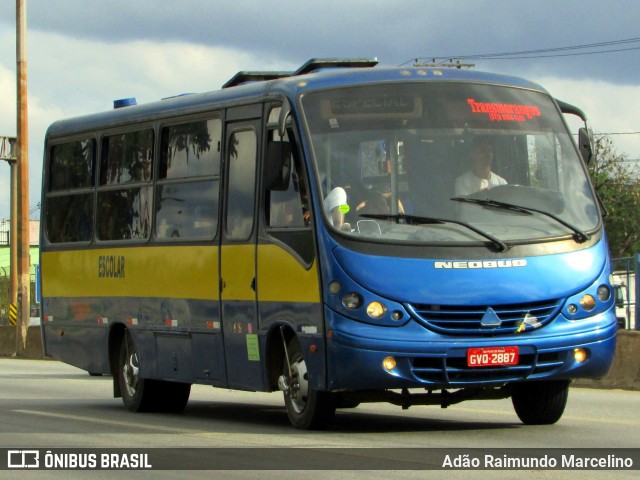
[329,95,420,116]
[467,98,541,123]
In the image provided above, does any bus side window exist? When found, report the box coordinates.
[97,129,154,242]
[155,117,222,240]
[268,160,309,228]
[46,194,93,243]
[263,129,314,265]
[45,139,95,244]
[155,181,219,239]
[97,187,151,241]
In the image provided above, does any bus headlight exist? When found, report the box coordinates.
[366,301,387,319]
[580,294,596,311]
[342,293,363,310]
[596,285,610,302]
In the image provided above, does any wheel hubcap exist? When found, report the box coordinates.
[122,352,139,397]
[288,357,309,414]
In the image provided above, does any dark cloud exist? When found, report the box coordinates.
[1,0,638,84]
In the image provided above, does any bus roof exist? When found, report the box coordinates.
[45,59,549,138]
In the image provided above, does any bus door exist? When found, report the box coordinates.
[220,116,263,390]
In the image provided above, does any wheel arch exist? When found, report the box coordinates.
[108,323,127,398]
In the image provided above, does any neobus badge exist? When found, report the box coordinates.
[434,260,527,269]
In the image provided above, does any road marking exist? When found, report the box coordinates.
[434,405,640,426]
[12,409,337,447]
[14,409,210,435]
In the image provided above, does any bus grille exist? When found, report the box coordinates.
[410,348,567,385]
[406,299,563,336]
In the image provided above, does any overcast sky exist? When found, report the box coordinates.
[0,0,639,221]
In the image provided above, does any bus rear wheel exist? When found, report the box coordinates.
[118,334,191,413]
[511,380,569,425]
[281,338,336,430]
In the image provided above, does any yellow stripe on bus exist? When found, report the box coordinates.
[221,244,256,302]
[41,243,321,304]
[41,246,219,300]
[257,244,320,304]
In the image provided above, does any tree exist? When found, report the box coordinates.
[588,135,640,258]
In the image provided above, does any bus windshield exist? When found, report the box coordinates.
[300,82,600,245]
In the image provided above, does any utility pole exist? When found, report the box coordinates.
[15,0,30,355]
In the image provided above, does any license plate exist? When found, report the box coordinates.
[467,346,519,367]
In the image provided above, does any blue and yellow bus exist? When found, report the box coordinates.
[40,59,616,429]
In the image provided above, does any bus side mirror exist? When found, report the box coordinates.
[265,141,292,191]
[278,99,292,138]
[578,127,594,166]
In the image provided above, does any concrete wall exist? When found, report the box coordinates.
[0,326,45,359]
[1,326,639,391]
[573,330,640,391]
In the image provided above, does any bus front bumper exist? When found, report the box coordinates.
[324,308,617,391]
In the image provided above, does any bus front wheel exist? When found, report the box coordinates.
[282,338,336,429]
[511,380,569,425]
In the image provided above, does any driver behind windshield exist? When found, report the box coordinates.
[455,137,507,196]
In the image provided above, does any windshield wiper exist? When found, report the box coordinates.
[451,197,590,243]
[359,213,508,252]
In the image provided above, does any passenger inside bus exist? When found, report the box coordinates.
[454,137,507,196]
[323,186,349,227]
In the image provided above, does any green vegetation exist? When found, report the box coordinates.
[588,135,640,258]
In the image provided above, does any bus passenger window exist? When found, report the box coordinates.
[160,119,221,180]
[100,130,154,185]
[155,117,222,241]
[46,194,93,243]
[155,181,219,239]
[49,140,95,191]
[45,139,96,243]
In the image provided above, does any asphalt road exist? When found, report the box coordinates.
[0,358,638,479]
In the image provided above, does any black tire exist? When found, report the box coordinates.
[511,380,570,425]
[282,338,336,430]
[118,334,191,413]
[159,381,191,413]
[335,394,360,409]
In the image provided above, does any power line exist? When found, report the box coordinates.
[596,132,640,136]
[403,37,640,65]
[451,38,640,60]
[470,45,640,60]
